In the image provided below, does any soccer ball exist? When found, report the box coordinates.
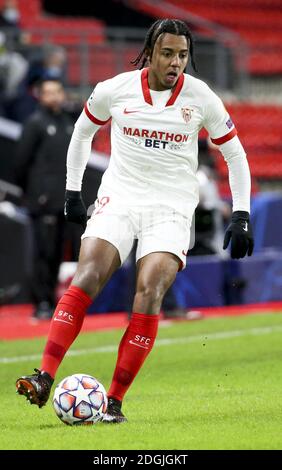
[53,373,108,425]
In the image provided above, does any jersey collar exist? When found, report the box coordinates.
[141,67,184,107]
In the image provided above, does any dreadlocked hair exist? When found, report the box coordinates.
[131,18,197,72]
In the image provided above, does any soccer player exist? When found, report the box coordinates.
[16,19,254,423]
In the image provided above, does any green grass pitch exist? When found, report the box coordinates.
[1,312,282,450]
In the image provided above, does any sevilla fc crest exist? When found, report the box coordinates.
[181,107,193,123]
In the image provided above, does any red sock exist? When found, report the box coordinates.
[108,312,159,402]
[41,285,92,378]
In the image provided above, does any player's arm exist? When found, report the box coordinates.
[65,82,111,229]
[204,91,254,259]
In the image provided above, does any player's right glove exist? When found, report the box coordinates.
[64,190,87,230]
[223,210,254,259]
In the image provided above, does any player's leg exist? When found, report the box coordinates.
[132,252,180,313]
[16,237,121,407]
[40,237,121,375]
[16,196,135,408]
[104,205,192,422]
[104,252,180,423]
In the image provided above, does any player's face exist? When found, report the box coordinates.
[39,81,65,112]
[148,33,189,91]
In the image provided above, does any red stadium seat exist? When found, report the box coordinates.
[213,103,282,184]
[134,0,282,75]
[0,0,106,46]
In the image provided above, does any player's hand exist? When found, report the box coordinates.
[223,211,254,259]
[64,190,87,230]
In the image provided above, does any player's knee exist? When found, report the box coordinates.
[72,263,104,298]
[134,283,165,307]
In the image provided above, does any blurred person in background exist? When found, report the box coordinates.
[16,19,254,423]
[190,157,231,257]
[0,0,20,28]
[7,45,68,123]
[0,0,30,48]
[0,31,28,117]
[14,78,75,319]
[0,0,21,42]
[26,45,67,86]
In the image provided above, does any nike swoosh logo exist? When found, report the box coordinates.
[182,250,189,257]
[243,222,248,232]
[54,318,73,325]
[129,340,149,349]
[124,108,138,114]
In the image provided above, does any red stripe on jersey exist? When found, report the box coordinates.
[166,73,184,106]
[141,68,184,107]
[141,68,153,105]
[84,103,110,125]
[210,128,237,145]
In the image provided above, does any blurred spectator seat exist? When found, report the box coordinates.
[133,0,282,75]
[63,43,140,87]
[0,0,106,45]
[212,103,282,184]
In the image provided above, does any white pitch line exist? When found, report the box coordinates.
[1,324,282,365]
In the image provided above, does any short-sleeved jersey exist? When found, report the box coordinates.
[84,68,237,214]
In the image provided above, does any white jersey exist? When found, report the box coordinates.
[67,68,250,214]
[84,69,236,213]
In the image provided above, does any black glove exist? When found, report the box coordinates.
[223,210,254,259]
[64,190,87,230]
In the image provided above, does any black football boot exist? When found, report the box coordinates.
[102,397,128,423]
[16,368,53,408]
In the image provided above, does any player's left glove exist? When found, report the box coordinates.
[223,210,254,259]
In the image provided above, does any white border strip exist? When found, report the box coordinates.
[1,324,282,364]
[0,117,22,140]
